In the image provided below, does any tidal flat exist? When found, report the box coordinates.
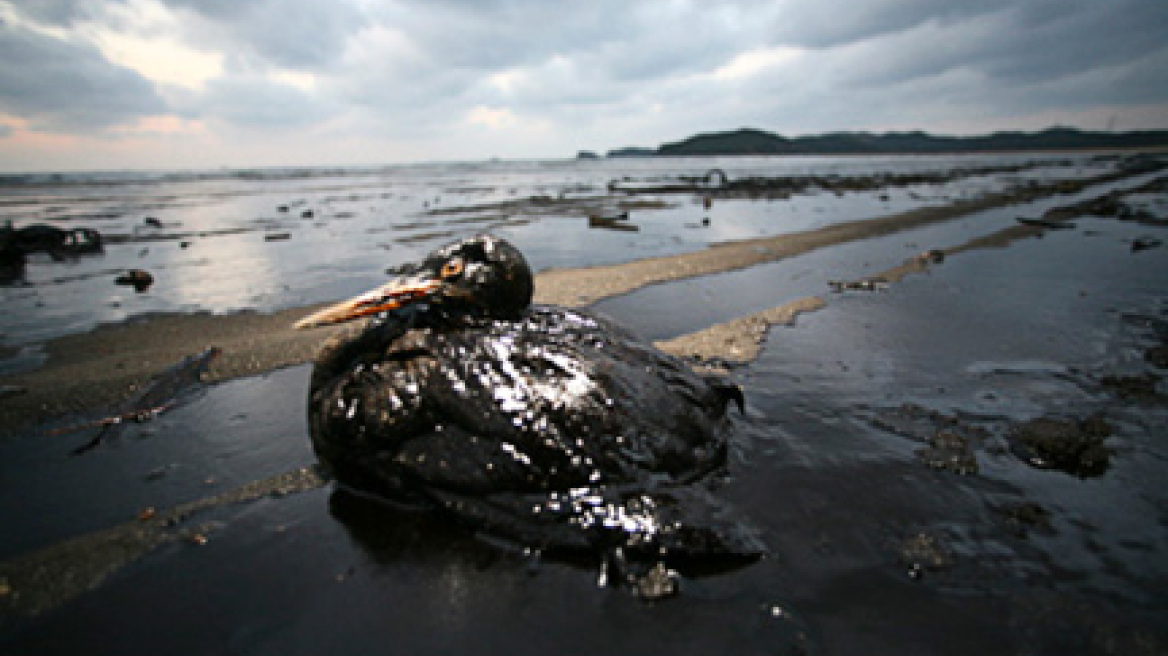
[1,153,1166,655]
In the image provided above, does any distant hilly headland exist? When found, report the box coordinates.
[588,127,1168,158]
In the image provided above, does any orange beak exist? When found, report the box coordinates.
[294,276,441,329]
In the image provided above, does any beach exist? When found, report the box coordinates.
[0,157,1158,433]
[1,153,1166,654]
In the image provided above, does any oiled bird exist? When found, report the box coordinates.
[297,235,762,573]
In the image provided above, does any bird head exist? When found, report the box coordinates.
[295,234,534,329]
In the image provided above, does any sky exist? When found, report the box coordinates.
[0,0,1166,172]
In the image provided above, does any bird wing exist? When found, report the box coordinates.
[425,481,767,561]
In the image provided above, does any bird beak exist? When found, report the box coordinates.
[295,275,441,329]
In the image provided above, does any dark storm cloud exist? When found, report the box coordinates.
[189,74,335,128]
[1,0,1166,161]
[764,0,1016,48]
[354,0,735,84]
[977,0,1168,82]
[10,0,93,26]
[361,0,623,71]
[814,0,1168,108]
[0,22,166,132]
[339,0,749,120]
[155,0,245,19]
[163,0,366,70]
[578,10,744,83]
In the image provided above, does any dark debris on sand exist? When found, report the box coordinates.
[899,530,955,580]
[997,501,1054,539]
[1146,345,1168,369]
[1009,416,1113,478]
[1100,373,1164,401]
[867,403,987,476]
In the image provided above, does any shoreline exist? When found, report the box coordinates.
[0,166,1163,436]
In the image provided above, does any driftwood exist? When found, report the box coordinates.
[1015,216,1075,230]
[48,347,222,454]
[828,277,889,293]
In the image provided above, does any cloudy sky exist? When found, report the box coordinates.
[1,0,1166,172]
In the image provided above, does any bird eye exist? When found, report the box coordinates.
[441,257,465,279]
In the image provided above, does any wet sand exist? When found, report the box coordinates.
[0,466,327,617]
[535,178,1099,307]
[0,167,1159,437]
[1,160,1166,653]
